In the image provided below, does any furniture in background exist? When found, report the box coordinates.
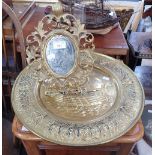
[11,4,129,64]
[12,117,144,155]
[93,26,129,64]
[134,102,152,155]
[2,1,26,68]
[144,0,152,5]
[2,1,36,117]
[13,0,144,33]
[3,1,36,67]
[108,0,144,33]
[143,0,152,19]
[2,0,13,20]
[135,66,152,100]
[126,31,151,70]
[141,104,152,146]
[2,1,26,116]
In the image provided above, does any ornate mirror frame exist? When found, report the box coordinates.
[26,3,95,91]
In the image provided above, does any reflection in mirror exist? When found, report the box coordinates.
[46,35,75,76]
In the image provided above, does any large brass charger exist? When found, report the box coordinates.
[11,53,144,146]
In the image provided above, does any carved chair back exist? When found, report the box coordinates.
[2,1,26,116]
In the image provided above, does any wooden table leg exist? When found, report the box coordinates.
[22,140,42,155]
[123,50,129,65]
[116,143,134,155]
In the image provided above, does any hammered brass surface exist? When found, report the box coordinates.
[11,53,144,146]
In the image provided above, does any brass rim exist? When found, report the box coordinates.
[11,53,144,146]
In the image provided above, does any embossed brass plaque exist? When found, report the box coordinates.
[12,54,144,146]
[11,7,144,146]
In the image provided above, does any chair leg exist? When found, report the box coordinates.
[116,143,134,155]
[13,136,21,148]
[2,90,8,115]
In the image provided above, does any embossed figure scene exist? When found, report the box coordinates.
[46,35,75,76]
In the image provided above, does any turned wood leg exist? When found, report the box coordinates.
[116,143,134,155]
[123,50,129,65]
[22,140,42,155]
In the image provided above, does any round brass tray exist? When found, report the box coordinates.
[11,53,144,146]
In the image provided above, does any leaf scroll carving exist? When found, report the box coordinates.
[26,13,95,64]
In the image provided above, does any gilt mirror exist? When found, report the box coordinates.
[43,31,78,78]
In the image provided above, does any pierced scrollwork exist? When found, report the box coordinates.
[26,13,95,63]
[26,11,95,95]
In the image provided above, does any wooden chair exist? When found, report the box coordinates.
[125,30,152,71]
[2,0,36,65]
[2,0,13,20]
[2,1,27,67]
[2,1,26,117]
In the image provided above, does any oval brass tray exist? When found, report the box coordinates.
[11,53,144,146]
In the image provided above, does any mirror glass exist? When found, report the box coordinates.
[46,35,75,76]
